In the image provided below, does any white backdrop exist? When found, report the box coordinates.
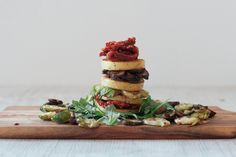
[0,0,236,87]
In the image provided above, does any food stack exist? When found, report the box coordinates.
[39,37,216,127]
[95,37,150,112]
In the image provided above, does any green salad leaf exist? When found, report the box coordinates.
[119,111,138,119]
[90,85,116,98]
[137,96,175,118]
[98,105,120,125]
[71,97,104,119]
[71,98,120,125]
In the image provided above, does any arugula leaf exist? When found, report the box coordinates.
[70,98,120,125]
[71,98,104,119]
[98,105,120,125]
[137,96,174,118]
[119,112,138,119]
[90,84,116,98]
[164,102,175,113]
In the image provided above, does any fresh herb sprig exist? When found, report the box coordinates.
[137,96,175,119]
[98,105,120,125]
[70,97,121,125]
[70,97,104,119]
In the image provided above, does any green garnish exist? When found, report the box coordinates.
[71,97,104,119]
[98,105,120,125]
[137,96,175,119]
[90,84,116,98]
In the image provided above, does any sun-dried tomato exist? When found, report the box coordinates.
[99,37,139,61]
[105,100,130,108]
[95,96,130,109]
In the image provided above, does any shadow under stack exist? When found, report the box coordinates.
[96,37,150,113]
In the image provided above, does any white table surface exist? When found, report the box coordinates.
[0,86,235,157]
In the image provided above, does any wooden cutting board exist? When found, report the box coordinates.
[0,106,235,139]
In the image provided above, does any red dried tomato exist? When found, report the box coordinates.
[95,96,130,109]
[106,100,130,108]
[99,37,139,61]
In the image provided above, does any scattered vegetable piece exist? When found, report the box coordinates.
[143,117,170,127]
[77,117,100,128]
[39,112,56,121]
[46,99,64,106]
[191,110,212,120]
[69,112,78,125]
[175,103,193,112]
[122,119,143,126]
[52,110,71,124]
[175,116,200,126]
[40,105,67,113]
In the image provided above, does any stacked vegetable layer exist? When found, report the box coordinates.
[97,37,150,112]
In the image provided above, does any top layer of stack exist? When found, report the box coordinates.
[99,37,149,92]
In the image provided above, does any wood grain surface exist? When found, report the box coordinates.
[0,105,235,139]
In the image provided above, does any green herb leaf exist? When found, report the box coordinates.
[98,105,120,125]
[137,96,174,118]
[71,98,104,119]
[90,84,116,98]
[119,112,138,119]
